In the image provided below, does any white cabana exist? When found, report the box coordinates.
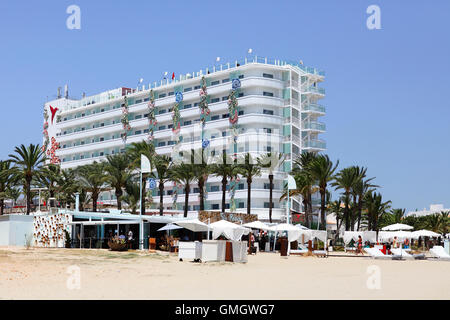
[242,221,271,230]
[411,230,441,239]
[157,223,183,232]
[210,220,250,241]
[343,231,377,245]
[174,219,209,232]
[381,223,413,231]
[272,223,303,242]
[378,231,413,242]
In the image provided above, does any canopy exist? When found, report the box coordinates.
[411,229,441,238]
[343,231,377,245]
[242,221,271,230]
[271,223,305,242]
[210,220,250,241]
[174,219,209,232]
[378,231,413,241]
[381,223,413,231]
[157,223,183,232]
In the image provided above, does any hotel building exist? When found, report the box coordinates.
[43,56,326,222]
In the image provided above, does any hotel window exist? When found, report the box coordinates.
[238,184,244,190]
[238,92,244,98]
[81,141,85,145]
[264,202,270,208]
[263,73,274,79]
[211,98,220,103]
[211,115,219,121]
[135,130,142,135]
[159,125,166,130]
[100,122,105,127]
[212,204,220,210]
[194,102,199,107]
[184,120,192,125]
[222,132,227,137]
[263,91,274,97]
[222,114,229,118]
[144,113,149,117]
[222,96,228,101]
[263,109,274,115]
[168,141,175,145]
[167,190,173,196]
[144,129,149,133]
[194,85,200,90]
[264,183,271,190]
[184,87,192,92]
[266,146,272,152]
[101,108,105,112]
[135,99,142,104]
[210,186,220,192]
[168,124,173,129]
[168,91,174,96]
[135,115,142,120]
[184,104,192,109]
[193,188,200,193]
[238,202,245,209]
[100,152,104,156]
[193,205,200,211]
[238,110,244,116]
[100,137,104,141]
[238,75,244,79]
[222,78,230,83]
[159,109,167,114]
[158,142,166,147]
[159,93,166,98]
[144,97,149,102]
[211,80,220,86]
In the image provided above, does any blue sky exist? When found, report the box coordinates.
[0,0,449,212]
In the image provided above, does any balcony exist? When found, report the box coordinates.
[302,103,325,114]
[302,121,326,131]
[303,139,326,150]
[302,86,325,96]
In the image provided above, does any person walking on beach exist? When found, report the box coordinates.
[356,235,363,255]
[128,230,133,249]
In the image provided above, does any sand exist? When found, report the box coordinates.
[0,247,448,300]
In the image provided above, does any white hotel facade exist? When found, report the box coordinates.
[43,56,326,222]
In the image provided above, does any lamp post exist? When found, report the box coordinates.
[139,154,151,250]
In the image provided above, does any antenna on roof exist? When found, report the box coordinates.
[57,87,62,99]
[248,48,253,54]
[64,84,69,99]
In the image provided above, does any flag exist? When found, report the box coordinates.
[141,155,151,173]
[172,72,175,80]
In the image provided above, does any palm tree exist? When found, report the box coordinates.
[9,144,46,214]
[127,141,155,212]
[0,160,15,215]
[211,152,236,214]
[365,191,391,231]
[237,153,261,215]
[328,199,344,240]
[308,154,339,228]
[424,212,449,234]
[122,179,141,214]
[170,162,196,217]
[349,166,378,230]
[257,152,284,223]
[153,155,171,216]
[104,154,132,210]
[38,164,62,199]
[192,149,212,212]
[57,169,79,208]
[76,162,108,212]
[332,167,362,230]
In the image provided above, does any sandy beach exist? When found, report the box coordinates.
[0,247,448,300]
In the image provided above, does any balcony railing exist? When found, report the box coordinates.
[303,140,326,149]
[303,86,325,95]
[303,121,326,131]
[302,103,325,113]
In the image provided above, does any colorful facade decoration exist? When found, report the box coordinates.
[147,89,157,141]
[33,213,71,248]
[198,76,210,126]
[121,96,131,142]
[229,175,240,213]
[47,137,61,164]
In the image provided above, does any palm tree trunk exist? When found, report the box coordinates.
[116,189,122,210]
[350,194,357,231]
[26,178,31,215]
[141,179,147,215]
[308,192,313,228]
[344,192,350,231]
[357,196,363,231]
[92,193,98,212]
[269,174,273,223]
[199,177,205,211]
[0,199,4,215]
[303,198,309,226]
[320,189,326,229]
[247,177,251,215]
[159,181,164,216]
[184,184,190,218]
[221,176,227,214]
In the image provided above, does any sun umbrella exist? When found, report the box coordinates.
[157,223,183,232]
[242,221,271,230]
[173,219,209,232]
[411,229,441,239]
[381,223,413,231]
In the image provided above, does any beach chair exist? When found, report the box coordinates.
[391,248,414,260]
[290,244,309,256]
[364,247,392,259]
[313,250,327,258]
[429,246,450,261]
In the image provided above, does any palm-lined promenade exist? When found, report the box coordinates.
[0,142,448,235]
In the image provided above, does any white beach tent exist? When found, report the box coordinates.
[272,223,304,242]
[174,219,209,232]
[209,220,251,241]
[242,220,271,230]
[381,223,413,231]
[343,231,377,246]
[157,223,183,232]
[378,231,413,242]
[411,229,441,239]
